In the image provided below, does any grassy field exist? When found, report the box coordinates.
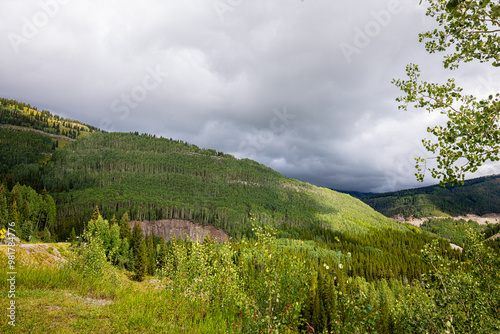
[0,244,245,333]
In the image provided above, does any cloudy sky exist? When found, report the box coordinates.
[1,0,499,193]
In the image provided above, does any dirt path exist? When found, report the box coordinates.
[0,124,75,141]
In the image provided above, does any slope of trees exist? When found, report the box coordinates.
[0,97,99,135]
[362,174,500,218]
[0,182,56,241]
[39,131,405,240]
[420,218,485,247]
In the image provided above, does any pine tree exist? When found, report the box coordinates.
[91,206,100,221]
[8,200,18,226]
[147,233,155,276]
[110,214,117,227]
[119,212,131,240]
[69,227,77,244]
[11,186,22,215]
[21,220,32,242]
[134,238,147,281]
[119,237,130,269]
[20,197,30,225]
[0,184,8,226]
[131,221,143,255]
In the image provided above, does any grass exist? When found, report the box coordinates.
[0,250,242,333]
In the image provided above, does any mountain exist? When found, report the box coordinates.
[0,98,410,238]
[361,174,500,219]
[42,131,407,238]
[2,97,449,284]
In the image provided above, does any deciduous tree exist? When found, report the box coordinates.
[394,0,500,185]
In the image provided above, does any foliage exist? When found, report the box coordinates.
[69,227,77,243]
[69,215,120,297]
[362,174,500,218]
[420,218,484,246]
[0,181,56,241]
[160,221,310,333]
[393,0,500,185]
[134,238,147,281]
[393,228,500,333]
[38,131,405,240]
[0,97,98,137]
[4,97,499,333]
[0,127,54,176]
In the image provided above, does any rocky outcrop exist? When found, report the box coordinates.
[131,219,229,243]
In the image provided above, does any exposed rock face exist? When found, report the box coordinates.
[131,219,229,243]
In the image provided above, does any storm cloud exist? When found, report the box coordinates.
[1,0,499,192]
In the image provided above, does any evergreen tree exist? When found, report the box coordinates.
[21,219,32,242]
[91,206,100,221]
[147,233,155,276]
[119,237,130,269]
[11,185,22,214]
[0,185,8,226]
[8,200,18,226]
[69,227,77,244]
[134,238,147,281]
[128,247,135,272]
[110,214,117,227]
[119,212,131,240]
[20,197,30,225]
[131,221,144,255]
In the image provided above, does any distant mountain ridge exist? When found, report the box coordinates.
[333,189,375,198]
[361,174,500,219]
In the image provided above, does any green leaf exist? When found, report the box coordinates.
[446,0,462,10]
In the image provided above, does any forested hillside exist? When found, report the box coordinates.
[0,181,56,241]
[42,131,404,239]
[0,98,442,285]
[361,174,500,218]
[0,98,99,136]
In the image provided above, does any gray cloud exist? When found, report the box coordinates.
[1,0,498,193]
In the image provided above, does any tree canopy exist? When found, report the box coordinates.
[393,0,500,185]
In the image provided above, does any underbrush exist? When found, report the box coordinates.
[1,221,498,333]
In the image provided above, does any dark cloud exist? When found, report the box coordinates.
[1,0,498,193]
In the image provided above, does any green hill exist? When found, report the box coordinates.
[0,97,408,240]
[41,131,405,239]
[361,174,500,218]
[2,97,449,285]
[0,98,98,188]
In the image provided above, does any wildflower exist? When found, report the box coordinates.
[338,263,343,269]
